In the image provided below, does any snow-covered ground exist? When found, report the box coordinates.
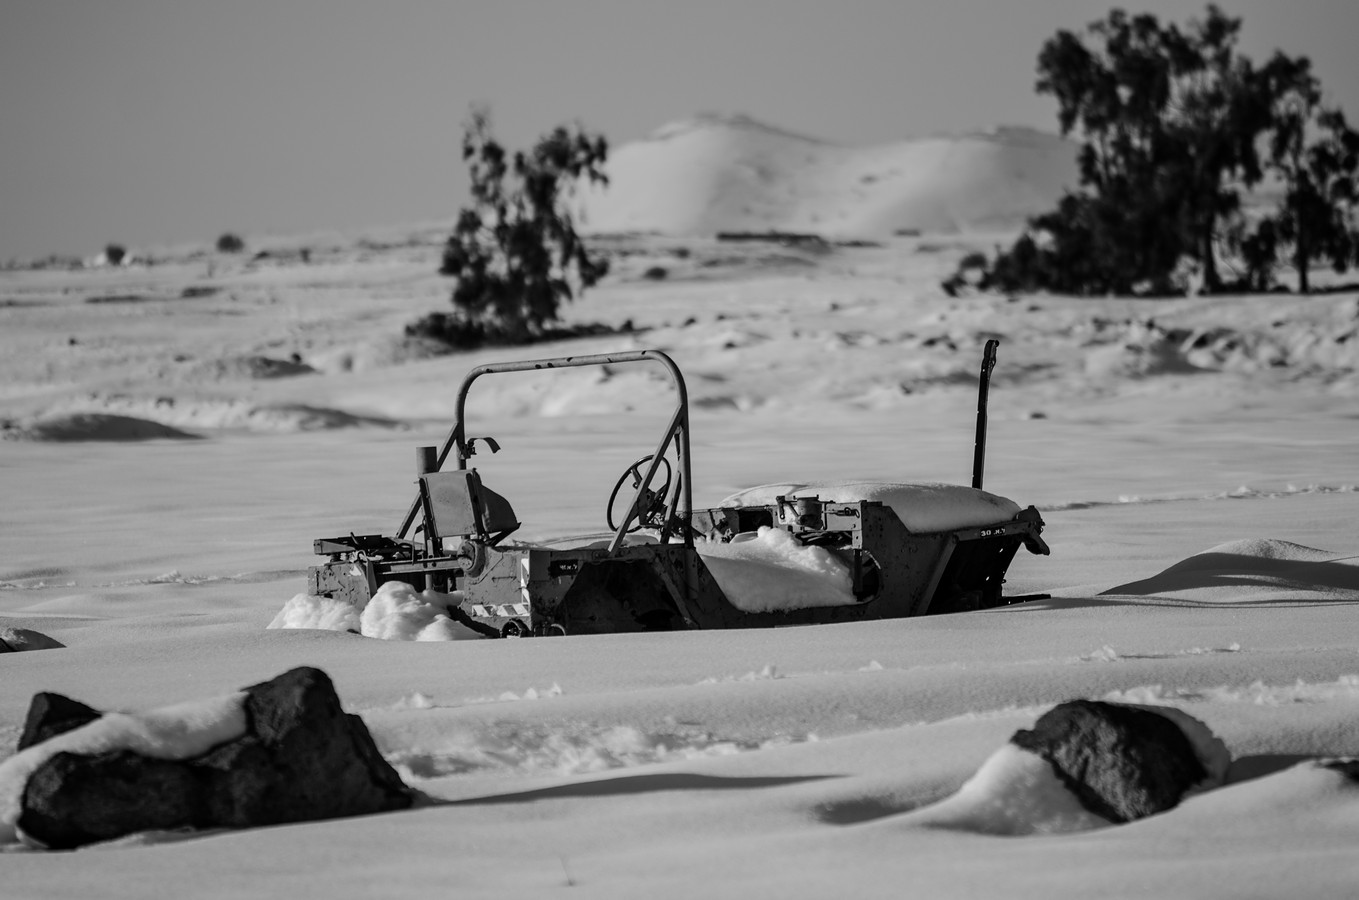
[2,218,1359,896]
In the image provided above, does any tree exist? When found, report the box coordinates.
[1258,53,1359,293]
[976,4,1355,297]
[430,107,609,345]
[1023,6,1271,293]
[1158,10,1276,292]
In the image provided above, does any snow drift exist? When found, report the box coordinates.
[269,582,484,642]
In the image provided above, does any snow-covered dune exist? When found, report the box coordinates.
[574,114,1079,236]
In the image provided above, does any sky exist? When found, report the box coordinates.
[2,0,1357,260]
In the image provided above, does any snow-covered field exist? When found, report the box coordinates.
[3,223,1359,897]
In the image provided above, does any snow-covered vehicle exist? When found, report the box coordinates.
[307,347,1048,636]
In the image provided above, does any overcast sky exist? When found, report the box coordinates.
[3,0,1356,260]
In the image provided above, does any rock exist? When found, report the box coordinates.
[1319,758,1359,781]
[898,699,1231,836]
[1011,699,1218,823]
[17,693,102,752]
[0,627,65,653]
[15,667,412,849]
[196,666,412,828]
[18,752,204,846]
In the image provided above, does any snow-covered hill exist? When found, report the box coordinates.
[574,114,1079,236]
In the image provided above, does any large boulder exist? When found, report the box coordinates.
[12,667,411,849]
[1011,699,1228,823]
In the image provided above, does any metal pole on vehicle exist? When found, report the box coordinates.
[972,340,999,490]
[416,446,438,476]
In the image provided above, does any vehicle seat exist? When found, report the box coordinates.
[419,469,520,543]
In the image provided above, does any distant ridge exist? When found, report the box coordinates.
[574,115,1080,237]
[649,113,832,145]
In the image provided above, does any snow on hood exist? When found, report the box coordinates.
[695,526,857,613]
[720,481,1023,532]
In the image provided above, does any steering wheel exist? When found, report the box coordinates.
[606,454,674,533]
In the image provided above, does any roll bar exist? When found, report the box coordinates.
[397,349,693,556]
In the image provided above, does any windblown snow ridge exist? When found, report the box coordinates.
[1044,483,1357,511]
[1082,317,1359,378]
[5,394,404,439]
[0,414,200,443]
[379,721,804,781]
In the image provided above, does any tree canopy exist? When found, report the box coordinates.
[419,108,610,347]
[974,4,1358,297]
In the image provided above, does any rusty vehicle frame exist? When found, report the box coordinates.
[307,346,1048,636]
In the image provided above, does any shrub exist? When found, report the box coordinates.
[216,233,246,254]
[103,244,127,265]
[404,312,494,349]
[405,312,633,348]
[958,251,988,271]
